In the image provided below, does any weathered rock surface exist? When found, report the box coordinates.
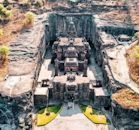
[0,91,33,130]
[94,18,139,129]
[0,13,49,129]
[9,14,47,76]
[111,100,139,130]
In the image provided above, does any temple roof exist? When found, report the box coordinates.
[53,75,90,85]
[58,37,85,46]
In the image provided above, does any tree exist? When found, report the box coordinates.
[0,45,9,64]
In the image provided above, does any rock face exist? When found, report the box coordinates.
[111,100,139,130]
[93,19,139,129]
[94,32,123,94]
[0,14,49,129]
[49,13,96,42]
[111,88,139,129]
[9,15,47,76]
[0,91,33,130]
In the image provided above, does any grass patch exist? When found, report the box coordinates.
[47,105,61,114]
[80,104,102,115]
[38,105,61,114]
[80,104,86,113]
[80,105,108,124]
[36,105,61,126]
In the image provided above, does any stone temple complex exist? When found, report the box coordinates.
[0,0,139,130]
[52,37,91,101]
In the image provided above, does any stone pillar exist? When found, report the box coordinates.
[55,59,59,76]
[83,59,87,77]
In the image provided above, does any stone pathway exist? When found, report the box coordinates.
[88,52,103,81]
[34,103,112,130]
[37,48,55,82]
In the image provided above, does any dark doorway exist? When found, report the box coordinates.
[67,94,74,101]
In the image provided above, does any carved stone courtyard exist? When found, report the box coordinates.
[34,103,113,130]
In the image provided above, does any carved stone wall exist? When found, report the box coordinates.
[0,91,33,130]
[49,13,96,42]
[94,30,139,129]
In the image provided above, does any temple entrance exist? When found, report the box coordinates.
[64,93,75,102]
[67,93,74,101]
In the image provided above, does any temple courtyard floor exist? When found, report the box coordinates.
[34,103,115,130]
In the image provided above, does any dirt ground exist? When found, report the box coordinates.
[126,43,139,85]
[112,88,139,109]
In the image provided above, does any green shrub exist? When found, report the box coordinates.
[1,7,7,14]
[0,4,12,20]
[0,45,9,64]
[0,45,9,55]
[0,4,5,16]
[24,12,35,26]
[3,0,10,7]
[34,0,44,7]
[0,4,4,10]
[5,10,12,18]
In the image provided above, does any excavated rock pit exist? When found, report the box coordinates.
[0,1,139,130]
